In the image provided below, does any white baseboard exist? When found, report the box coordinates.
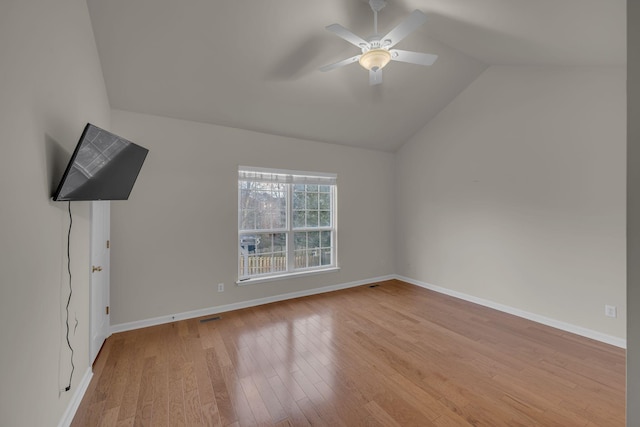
[110,273,625,349]
[111,275,396,334]
[396,275,626,349]
[57,367,93,427]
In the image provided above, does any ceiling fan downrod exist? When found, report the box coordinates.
[370,0,386,35]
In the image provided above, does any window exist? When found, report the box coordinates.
[238,167,337,282]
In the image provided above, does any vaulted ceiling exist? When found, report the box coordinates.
[86,0,625,152]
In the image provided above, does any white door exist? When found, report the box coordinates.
[90,201,110,364]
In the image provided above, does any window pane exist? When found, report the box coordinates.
[294,250,306,268]
[272,233,286,250]
[321,249,332,265]
[319,193,330,209]
[319,185,330,193]
[307,211,319,228]
[308,231,320,249]
[292,230,330,270]
[273,210,286,229]
[240,210,256,230]
[294,232,307,250]
[293,192,305,209]
[308,250,320,267]
[251,233,285,254]
[239,235,258,253]
[307,184,318,192]
[244,254,287,275]
[255,209,270,230]
[319,211,330,227]
[293,210,305,228]
[239,233,287,276]
[255,234,272,254]
[306,193,318,210]
[240,188,252,208]
[321,231,331,247]
[239,182,286,231]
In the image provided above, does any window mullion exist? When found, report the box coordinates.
[287,183,294,272]
[240,228,288,234]
[332,186,337,267]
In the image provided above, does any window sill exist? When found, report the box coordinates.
[236,267,340,286]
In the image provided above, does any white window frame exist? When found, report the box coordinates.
[237,166,338,284]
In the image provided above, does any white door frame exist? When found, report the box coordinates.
[90,201,111,365]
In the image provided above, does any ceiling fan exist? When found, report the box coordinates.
[320,0,437,85]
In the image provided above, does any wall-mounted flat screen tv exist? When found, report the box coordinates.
[52,123,149,201]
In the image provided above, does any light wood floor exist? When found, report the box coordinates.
[72,280,625,426]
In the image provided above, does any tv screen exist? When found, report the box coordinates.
[53,123,149,201]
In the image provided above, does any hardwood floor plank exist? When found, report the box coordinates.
[182,360,200,395]
[97,407,119,427]
[239,375,273,424]
[132,401,152,427]
[114,418,134,427]
[167,378,186,426]
[210,326,233,368]
[289,369,325,406]
[274,418,294,427]
[313,378,374,425]
[192,340,216,406]
[150,361,169,427]
[136,357,155,408]
[266,374,311,426]
[72,280,625,426]
[294,397,327,427]
[116,344,146,422]
[86,401,107,427]
[200,401,223,427]
[364,400,403,427]
[432,411,475,427]
[103,344,131,413]
[184,386,204,426]
[205,350,237,426]
[228,394,258,426]
[251,372,288,423]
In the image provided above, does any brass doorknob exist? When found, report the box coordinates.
[92,266,103,273]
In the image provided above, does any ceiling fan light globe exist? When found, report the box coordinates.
[359,49,391,71]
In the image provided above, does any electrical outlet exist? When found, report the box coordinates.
[218,283,224,292]
[605,305,617,318]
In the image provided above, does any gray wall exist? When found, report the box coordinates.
[396,65,626,340]
[0,2,631,424]
[628,0,639,423]
[0,0,110,425]
[109,110,396,325]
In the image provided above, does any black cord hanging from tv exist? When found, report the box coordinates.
[64,201,74,392]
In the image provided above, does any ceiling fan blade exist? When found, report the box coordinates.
[326,24,369,48]
[382,10,427,48]
[369,69,382,86]
[390,49,438,66]
[319,55,361,72]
